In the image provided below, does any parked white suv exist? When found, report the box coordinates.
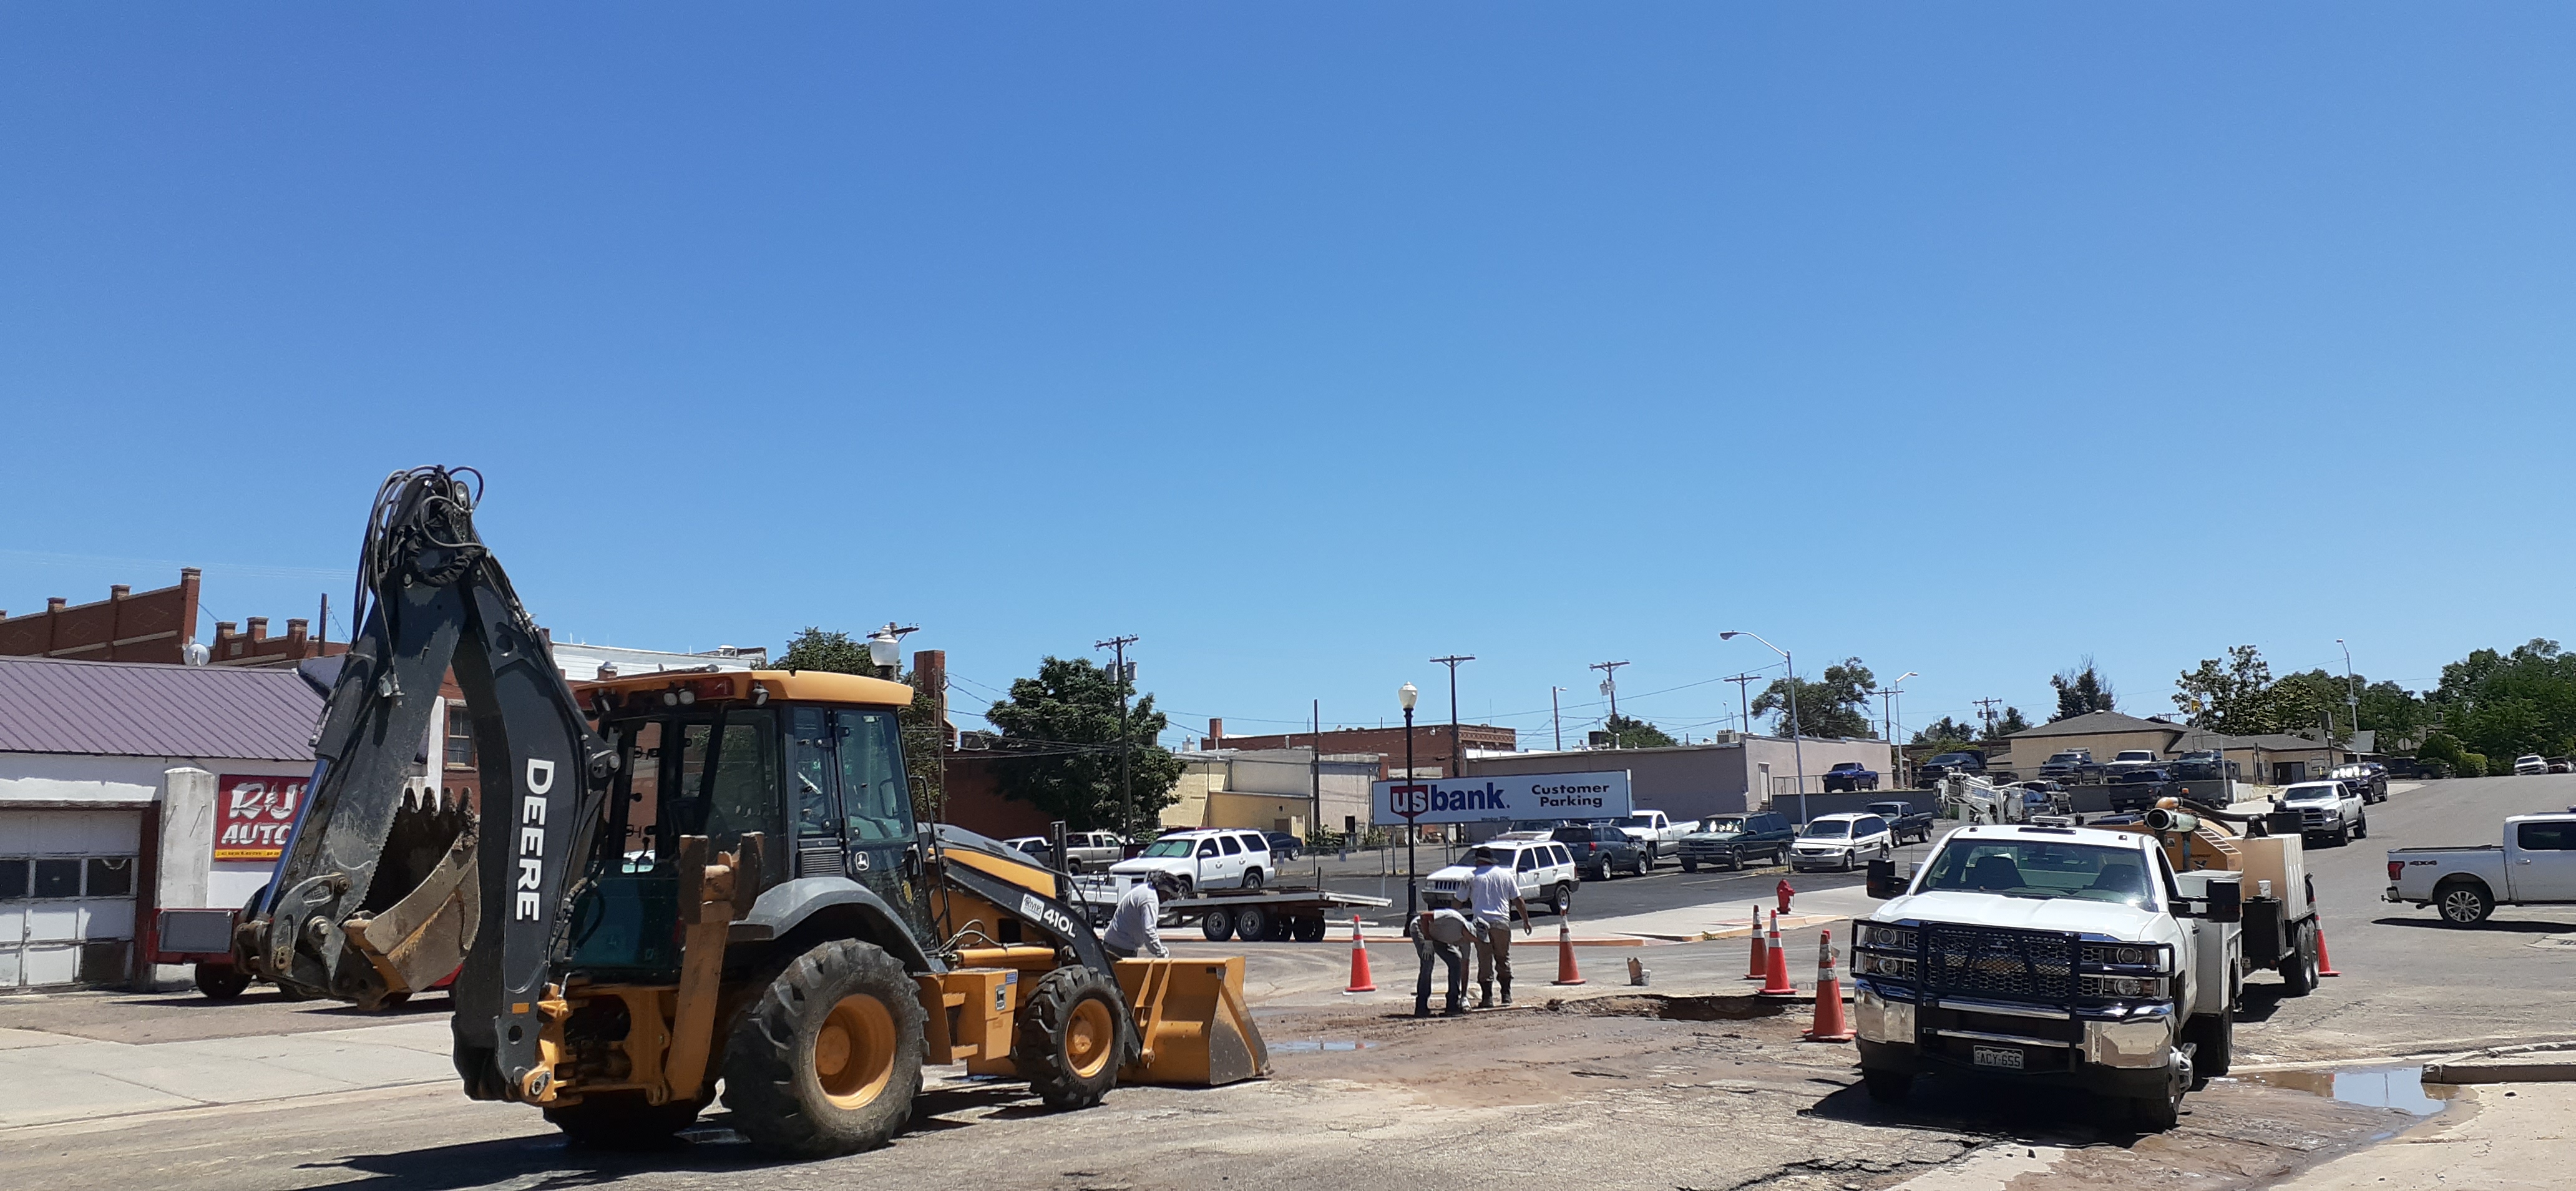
[1789,813,1896,872]
[1109,828,1273,893]
[1425,840,1579,916]
[2279,780,2366,846]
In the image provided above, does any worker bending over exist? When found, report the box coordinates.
[1410,907,1478,1017]
[1105,872,1181,959]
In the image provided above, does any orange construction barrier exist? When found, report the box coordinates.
[1551,916,1586,986]
[1802,928,1853,1041]
[2315,917,2342,978]
[1343,914,1376,993]
[1757,911,1798,998]
[1744,904,1767,982]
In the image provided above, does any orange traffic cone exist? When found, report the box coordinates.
[1758,911,1799,998]
[2315,918,2342,978]
[1551,916,1586,986]
[1802,928,1854,1042]
[1744,905,1769,982]
[1343,914,1376,993]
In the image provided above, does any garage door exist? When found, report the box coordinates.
[0,809,142,989]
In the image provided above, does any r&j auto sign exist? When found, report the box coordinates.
[1370,770,1632,825]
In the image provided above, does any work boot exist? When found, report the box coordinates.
[1443,1002,1467,1017]
[1413,1005,1432,1019]
[1478,983,1494,1009]
[1500,980,1513,1006]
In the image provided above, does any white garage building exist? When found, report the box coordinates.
[0,655,324,991]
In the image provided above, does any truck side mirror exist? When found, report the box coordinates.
[1865,858,1903,899]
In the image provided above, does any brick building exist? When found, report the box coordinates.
[1196,718,1513,780]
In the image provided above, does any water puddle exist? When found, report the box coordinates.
[2242,1065,2459,1117]
[1272,1039,1372,1053]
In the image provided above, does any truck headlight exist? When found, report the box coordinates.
[2079,944,2163,969]
[2080,974,2169,999]
[1858,923,1918,951]
[1854,951,1917,979]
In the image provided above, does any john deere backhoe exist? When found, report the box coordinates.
[233,466,1266,1155]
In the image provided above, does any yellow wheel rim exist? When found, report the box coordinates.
[1066,997,1115,1080]
[813,992,898,1109]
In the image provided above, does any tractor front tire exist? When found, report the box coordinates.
[721,939,925,1157]
[545,1091,706,1148]
[193,962,250,1000]
[1013,965,1131,1110]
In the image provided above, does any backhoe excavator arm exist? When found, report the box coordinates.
[242,466,617,1101]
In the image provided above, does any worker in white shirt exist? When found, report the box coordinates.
[1104,873,1181,959]
[1465,846,1533,1007]
[1409,907,1478,1017]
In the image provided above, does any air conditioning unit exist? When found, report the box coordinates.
[958,730,998,751]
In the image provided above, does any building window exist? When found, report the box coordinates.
[446,705,476,767]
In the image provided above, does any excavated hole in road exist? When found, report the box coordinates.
[2235,1065,2457,1118]
[1548,993,1792,1022]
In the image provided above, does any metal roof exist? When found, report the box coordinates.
[0,654,323,762]
[2001,710,2190,739]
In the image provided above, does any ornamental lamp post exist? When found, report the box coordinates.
[1399,682,1421,915]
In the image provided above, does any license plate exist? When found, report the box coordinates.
[1972,1045,2026,1071]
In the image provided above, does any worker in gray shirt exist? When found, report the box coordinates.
[1408,907,1478,1017]
[1104,873,1180,959]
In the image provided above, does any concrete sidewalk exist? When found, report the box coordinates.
[0,1017,457,1129]
[1573,882,1883,943]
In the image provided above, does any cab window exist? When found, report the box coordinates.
[832,709,909,843]
[1219,836,1242,856]
[1196,839,1219,858]
[1243,834,1268,851]
[1516,848,1538,872]
[787,707,837,838]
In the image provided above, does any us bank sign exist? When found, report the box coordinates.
[1370,770,1632,825]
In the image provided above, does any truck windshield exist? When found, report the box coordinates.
[1802,821,1852,838]
[2282,785,2340,802]
[1697,818,1744,834]
[1138,838,1197,858]
[1619,815,1659,828]
[1920,840,2153,906]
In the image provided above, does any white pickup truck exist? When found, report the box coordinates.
[2386,810,2576,924]
[1616,810,1690,866]
[2279,780,2368,846]
[1853,820,2267,1129]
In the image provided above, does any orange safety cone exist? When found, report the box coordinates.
[1758,911,1799,998]
[1743,904,1769,982]
[1551,916,1586,986]
[2315,917,2342,978]
[1802,928,1855,1041]
[1343,914,1377,993]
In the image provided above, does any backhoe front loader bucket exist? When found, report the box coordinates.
[1113,956,1269,1087]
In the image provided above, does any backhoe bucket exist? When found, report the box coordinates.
[1113,956,1269,1087]
[339,790,478,1009]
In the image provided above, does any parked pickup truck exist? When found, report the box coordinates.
[2386,811,2576,924]
[2104,750,2163,778]
[1824,762,1881,792]
[1915,751,1986,787]
[2038,750,2107,782]
[1866,800,1936,844]
[1616,809,1691,865]
[1676,811,1797,872]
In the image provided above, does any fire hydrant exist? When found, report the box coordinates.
[1775,878,1794,914]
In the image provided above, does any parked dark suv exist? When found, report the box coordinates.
[1551,823,1647,880]
[1914,751,1986,787]
[1676,811,1797,872]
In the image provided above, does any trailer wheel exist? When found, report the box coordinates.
[1264,913,1292,942]
[1232,904,1269,942]
[545,1091,706,1147]
[1013,965,1128,1110]
[721,939,925,1157]
[193,962,251,1001]
[1292,916,1327,943]
[2277,921,2320,996]
[1199,908,1234,941]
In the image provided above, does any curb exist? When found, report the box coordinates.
[2422,1059,2576,1085]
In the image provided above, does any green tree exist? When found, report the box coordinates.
[2174,645,2281,735]
[1913,716,1981,751]
[2432,639,2576,761]
[1752,657,1878,739]
[1985,706,2031,740]
[777,627,948,819]
[2358,680,2429,752]
[2049,659,2117,722]
[1599,713,1678,749]
[984,656,1183,835]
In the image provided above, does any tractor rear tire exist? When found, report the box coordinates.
[545,1091,706,1148]
[720,939,925,1157]
[1013,965,1130,1110]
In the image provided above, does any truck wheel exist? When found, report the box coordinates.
[720,939,926,1157]
[2130,1070,2184,1131]
[1680,860,1699,873]
[2183,1012,2232,1084]
[1861,1068,1911,1103]
[1013,965,1129,1110]
[1199,909,1234,941]
[2278,922,2320,996]
[2436,881,2494,926]
[2332,820,2351,847]
[2353,815,2368,840]
[193,962,250,1001]
[1231,904,1269,941]
[545,1091,706,1147]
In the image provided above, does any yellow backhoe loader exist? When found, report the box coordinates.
[230,466,1266,1154]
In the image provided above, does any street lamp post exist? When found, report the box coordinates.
[2336,639,2359,755]
[1551,686,1566,751]
[1722,630,1808,824]
[1399,682,1420,916]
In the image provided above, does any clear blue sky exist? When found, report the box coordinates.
[6,6,2573,747]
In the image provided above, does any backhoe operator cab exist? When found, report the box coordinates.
[228,468,1264,1161]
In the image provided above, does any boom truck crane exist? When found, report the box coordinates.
[229,466,1267,1155]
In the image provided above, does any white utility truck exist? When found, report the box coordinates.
[1854,801,2324,1128]
[2386,810,2576,924]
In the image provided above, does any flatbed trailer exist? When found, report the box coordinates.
[1069,875,1390,943]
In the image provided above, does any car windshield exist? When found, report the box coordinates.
[1931,754,1973,763]
[1802,821,1852,838]
[1138,838,1198,858]
[2048,753,2084,763]
[1695,818,1744,835]
[1619,815,1658,828]
[1920,840,2155,906]
[2283,785,2340,802]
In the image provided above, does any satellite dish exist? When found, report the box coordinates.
[183,642,211,667]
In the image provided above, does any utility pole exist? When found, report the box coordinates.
[1095,635,1138,838]
[1310,698,1321,841]
[1432,655,1474,777]
[1590,660,1629,745]
[2336,639,2360,750]
[1551,687,1566,750]
[1973,697,2004,739]
[1725,672,1761,735]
